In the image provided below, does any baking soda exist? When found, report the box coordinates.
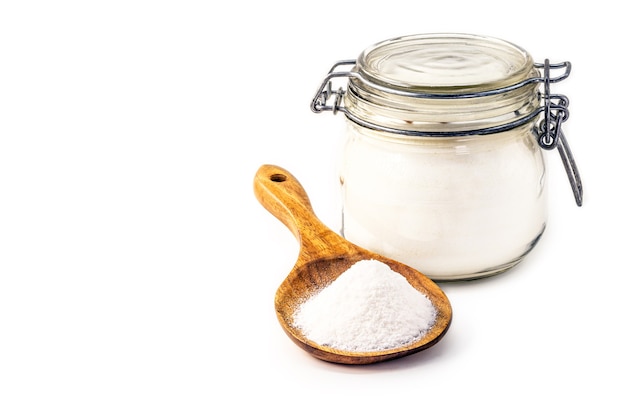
[340,124,547,279]
[293,259,437,352]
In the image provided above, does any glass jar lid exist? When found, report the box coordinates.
[357,33,535,94]
[343,33,541,135]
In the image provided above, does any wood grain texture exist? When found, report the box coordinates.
[254,164,453,365]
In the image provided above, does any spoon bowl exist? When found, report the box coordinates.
[254,164,452,365]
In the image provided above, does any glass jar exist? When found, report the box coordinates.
[311,33,582,281]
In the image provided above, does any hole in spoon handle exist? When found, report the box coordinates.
[253,164,316,232]
[253,165,343,260]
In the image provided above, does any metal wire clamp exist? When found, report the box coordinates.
[535,60,583,206]
[310,59,583,206]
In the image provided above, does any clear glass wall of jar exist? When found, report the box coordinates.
[340,122,547,280]
[312,33,579,281]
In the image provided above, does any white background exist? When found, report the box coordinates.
[1,1,624,416]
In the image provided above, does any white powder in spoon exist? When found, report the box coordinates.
[293,259,437,352]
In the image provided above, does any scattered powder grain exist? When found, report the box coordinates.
[293,259,437,352]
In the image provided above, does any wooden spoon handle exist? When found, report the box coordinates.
[253,164,354,264]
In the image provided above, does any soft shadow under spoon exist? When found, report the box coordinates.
[254,164,452,365]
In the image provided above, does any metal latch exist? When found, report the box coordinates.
[310,59,583,206]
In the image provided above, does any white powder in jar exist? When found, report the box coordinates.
[293,259,437,352]
[340,124,547,279]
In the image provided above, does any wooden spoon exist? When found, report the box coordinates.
[254,164,452,365]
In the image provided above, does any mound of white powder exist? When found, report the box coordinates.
[293,259,437,352]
